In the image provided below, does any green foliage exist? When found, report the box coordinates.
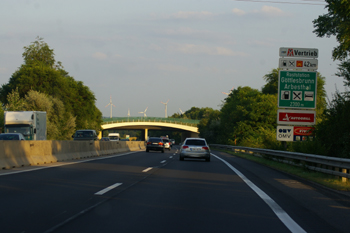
[289,139,328,156]
[197,109,221,143]
[5,87,26,111]
[314,91,350,158]
[220,86,278,147]
[13,90,76,140]
[336,59,350,88]
[0,37,102,136]
[262,68,279,95]
[313,0,350,61]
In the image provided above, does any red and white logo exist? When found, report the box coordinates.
[294,127,315,136]
[287,48,294,56]
[277,110,316,125]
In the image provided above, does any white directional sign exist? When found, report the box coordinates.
[279,47,318,58]
[279,58,318,70]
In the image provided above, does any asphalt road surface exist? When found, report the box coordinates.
[1,146,349,233]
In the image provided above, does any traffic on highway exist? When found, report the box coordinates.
[0,146,349,233]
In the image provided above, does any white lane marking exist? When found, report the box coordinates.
[143,167,153,172]
[160,160,166,164]
[212,153,306,233]
[95,183,122,195]
[0,151,138,177]
[169,156,173,159]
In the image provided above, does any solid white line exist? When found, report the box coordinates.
[95,183,122,195]
[142,167,153,172]
[212,153,306,233]
[160,160,166,164]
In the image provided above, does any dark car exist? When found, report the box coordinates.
[179,138,210,162]
[100,137,110,141]
[0,133,26,140]
[146,137,165,153]
[72,130,98,141]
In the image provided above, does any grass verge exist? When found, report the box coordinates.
[218,149,350,192]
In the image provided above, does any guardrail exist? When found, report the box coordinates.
[210,144,350,183]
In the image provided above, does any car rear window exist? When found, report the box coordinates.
[149,138,162,142]
[185,139,206,146]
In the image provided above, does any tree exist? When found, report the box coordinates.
[24,90,76,140]
[262,68,279,95]
[4,87,26,111]
[220,86,278,148]
[0,37,102,134]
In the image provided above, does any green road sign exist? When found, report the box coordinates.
[278,71,317,109]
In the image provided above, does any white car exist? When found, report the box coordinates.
[179,138,210,162]
[162,138,171,150]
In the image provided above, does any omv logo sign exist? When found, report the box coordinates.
[277,126,293,142]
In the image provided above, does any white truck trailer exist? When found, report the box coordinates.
[4,111,47,140]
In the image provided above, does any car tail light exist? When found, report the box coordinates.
[182,146,189,149]
[159,142,164,145]
[202,146,209,150]
[147,142,152,145]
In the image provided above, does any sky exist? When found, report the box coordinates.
[0,0,344,118]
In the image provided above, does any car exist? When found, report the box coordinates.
[100,137,110,141]
[0,133,26,140]
[72,130,98,141]
[179,138,210,162]
[146,137,165,153]
[170,139,175,146]
[162,138,171,150]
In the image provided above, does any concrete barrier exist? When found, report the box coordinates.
[0,140,146,170]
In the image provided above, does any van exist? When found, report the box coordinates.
[108,133,120,141]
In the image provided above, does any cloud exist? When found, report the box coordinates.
[232,6,288,17]
[171,44,248,57]
[157,64,189,72]
[232,8,246,16]
[258,6,285,17]
[92,52,107,60]
[171,11,214,19]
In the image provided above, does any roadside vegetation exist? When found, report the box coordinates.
[220,149,350,191]
[0,37,102,139]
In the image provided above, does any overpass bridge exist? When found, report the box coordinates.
[101,117,200,141]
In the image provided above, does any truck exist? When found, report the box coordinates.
[4,111,47,140]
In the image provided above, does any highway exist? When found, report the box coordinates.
[0,147,349,233]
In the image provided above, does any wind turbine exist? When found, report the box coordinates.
[179,108,184,114]
[222,86,234,95]
[138,107,148,117]
[105,96,116,118]
[161,99,169,118]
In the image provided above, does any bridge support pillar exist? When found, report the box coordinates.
[140,128,149,141]
[181,131,199,143]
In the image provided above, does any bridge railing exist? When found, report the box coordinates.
[102,117,200,126]
[210,144,350,182]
